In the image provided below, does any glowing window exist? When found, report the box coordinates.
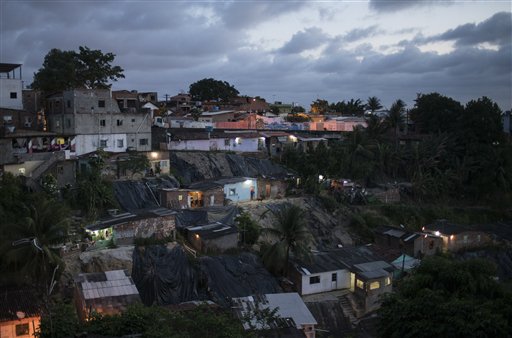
[385,277,391,286]
[369,281,380,290]
[356,279,364,289]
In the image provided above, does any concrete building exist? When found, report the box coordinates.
[186,221,238,253]
[0,64,23,110]
[0,289,40,338]
[290,247,393,315]
[46,89,151,156]
[216,177,258,203]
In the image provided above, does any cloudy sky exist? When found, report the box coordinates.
[1,0,511,110]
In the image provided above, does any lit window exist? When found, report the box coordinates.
[178,195,183,201]
[309,276,320,284]
[229,188,236,196]
[385,277,391,286]
[356,279,364,289]
[369,281,380,290]
[100,140,108,148]
[16,323,29,336]
[18,168,26,175]
[117,139,124,148]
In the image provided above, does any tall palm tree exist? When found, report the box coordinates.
[366,96,383,115]
[262,204,312,276]
[2,195,70,288]
[386,99,406,151]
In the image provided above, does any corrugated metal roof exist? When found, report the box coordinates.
[76,270,140,300]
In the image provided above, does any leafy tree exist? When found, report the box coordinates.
[310,99,329,114]
[236,211,261,246]
[292,105,306,113]
[461,96,504,145]
[41,174,58,197]
[76,151,117,219]
[189,78,239,101]
[262,204,312,276]
[379,255,512,338]
[118,152,150,177]
[366,96,383,114]
[32,46,124,92]
[409,93,464,134]
[190,107,202,121]
[385,99,406,150]
[37,301,80,338]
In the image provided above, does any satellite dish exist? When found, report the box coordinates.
[16,311,26,319]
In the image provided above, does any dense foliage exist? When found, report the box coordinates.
[32,46,124,92]
[236,211,261,246]
[379,255,512,337]
[282,93,511,203]
[38,302,248,338]
[189,78,240,101]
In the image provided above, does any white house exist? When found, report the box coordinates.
[165,129,264,153]
[215,177,258,202]
[290,247,393,314]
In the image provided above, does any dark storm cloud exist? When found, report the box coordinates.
[278,27,329,54]
[1,1,510,110]
[369,0,453,12]
[216,1,306,29]
[343,26,380,42]
[430,11,512,47]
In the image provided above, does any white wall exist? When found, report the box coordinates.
[168,137,260,152]
[301,269,350,295]
[223,179,257,202]
[0,78,23,109]
[74,134,128,155]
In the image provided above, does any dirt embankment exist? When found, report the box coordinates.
[239,197,353,249]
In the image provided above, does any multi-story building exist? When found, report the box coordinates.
[46,89,151,155]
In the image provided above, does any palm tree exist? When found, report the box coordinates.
[366,96,383,115]
[262,204,312,276]
[386,99,406,151]
[2,195,70,288]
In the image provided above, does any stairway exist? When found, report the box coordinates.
[339,294,358,324]
[26,151,65,191]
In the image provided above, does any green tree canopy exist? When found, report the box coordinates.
[379,255,512,338]
[32,46,124,92]
[409,92,464,134]
[189,78,239,101]
[310,99,329,114]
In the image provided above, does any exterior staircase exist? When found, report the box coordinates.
[25,151,65,191]
[339,294,358,324]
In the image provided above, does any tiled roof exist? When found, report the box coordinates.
[0,289,41,321]
[76,270,140,300]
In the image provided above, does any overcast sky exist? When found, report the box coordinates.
[1,0,511,110]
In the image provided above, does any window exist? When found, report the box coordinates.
[100,140,108,148]
[18,168,26,175]
[178,195,183,201]
[139,138,148,146]
[98,100,105,108]
[10,92,17,99]
[385,277,391,286]
[356,279,364,289]
[332,273,337,282]
[100,119,106,127]
[229,188,236,196]
[369,281,380,290]
[117,119,123,126]
[16,323,29,336]
[224,139,230,146]
[67,100,71,108]
[117,139,124,148]
[309,276,320,284]
[131,118,136,122]
[160,160,168,167]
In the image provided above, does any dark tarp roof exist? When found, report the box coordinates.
[132,245,281,308]
[0,289,40,321]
